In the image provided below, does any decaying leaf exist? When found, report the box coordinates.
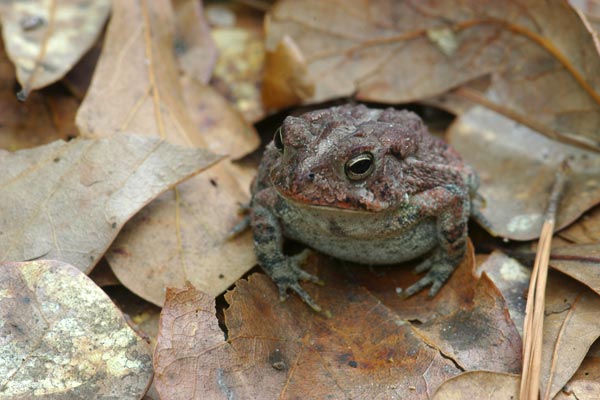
[449,107,600,240]
[0,0,111,99]
[154,243,522,399]
[0,134,219,272]
[0,260,153,399]
[0,40,78,151]
[265,0,600,148]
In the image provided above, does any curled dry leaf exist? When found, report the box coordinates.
[448,107,600,240]
[0,40,78,151]
[0,134,219,272]
[0,0,110,99]
[154,244,522,399]
[77,0,258,306]
[265,0,600,147]
[0,260,153,399]
[432,371,519,399]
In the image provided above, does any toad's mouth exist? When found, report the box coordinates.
[273,185,392,213]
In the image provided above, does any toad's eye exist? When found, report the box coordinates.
[274,127,284,151]
[345,152,375,180]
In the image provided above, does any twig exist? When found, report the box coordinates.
[520,161,570,400]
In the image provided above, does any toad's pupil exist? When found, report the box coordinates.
[274,127,284,151]
[349,159,371,174]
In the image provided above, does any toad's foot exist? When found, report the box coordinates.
[403,252,461,298]
[269,250,323,312]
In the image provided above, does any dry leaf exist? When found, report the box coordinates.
[173,0,217,83]
[265,0,600,147]
[476,251,530,336]
[0,0,110,99]
[76,0,198,144]
[181,74,259,159]
[208,2,266,122]
[432,371,519,399]
[0,260,153,399]
[106,163,256,306]
[77,0,257,306]
[549,243,600,296]
[154,244,522,399]
[0,134,219,272]
[570,0,600,55]
[540,272,600,399]
[0,40,78,151]
[478,250,600,399]
[448,107,600,240]
[555,340,600,399]
[154,281,460,399]
[558,205,600,244]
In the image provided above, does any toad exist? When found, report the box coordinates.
[248,104,480,311]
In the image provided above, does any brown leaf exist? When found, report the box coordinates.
[155,281,459,399]
[346,243,522,373]
[432,371,519,399]
[77,0,258,306]
[448,107,600,240]
[173,0,217,83]
[208,2,266,122]
[0,40,78,150]
[0,260,153,398]
[0,0,110,99]
[0,134,219,272]
[265,0,600,146]
[154,243,522,399]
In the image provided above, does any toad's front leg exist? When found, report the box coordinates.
[403,184,470,297]
[251,189,322,311]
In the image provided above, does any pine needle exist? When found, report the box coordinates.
[519,161,569,400]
